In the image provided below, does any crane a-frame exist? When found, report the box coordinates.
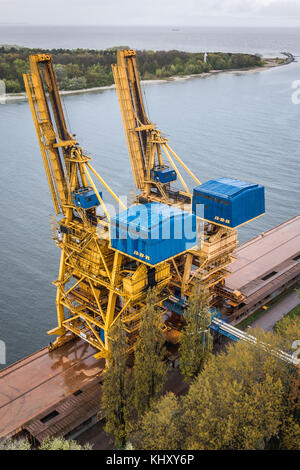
[24,51,265,359]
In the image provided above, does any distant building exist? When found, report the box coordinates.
[204,53,207,64]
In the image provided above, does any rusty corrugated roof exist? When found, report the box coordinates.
[226,215,300,293]
[0,339,103,439]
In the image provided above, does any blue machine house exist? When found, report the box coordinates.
[192,177,265,228]
[110,202,197,265]
[150,166,177,184]
[72,187,101,210]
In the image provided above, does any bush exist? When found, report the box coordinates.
[5,78,22,93]
[0,46,264,93]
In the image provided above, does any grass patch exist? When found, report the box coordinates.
[237,308,267,331]
[236,285,300,331]
[274,301,300,333]
[285,303,300,319]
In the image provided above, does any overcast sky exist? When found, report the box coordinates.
[1,0,300,26]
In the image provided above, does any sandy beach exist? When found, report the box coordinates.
[2,56,292,104]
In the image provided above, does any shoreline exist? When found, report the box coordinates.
[3,55,294,103]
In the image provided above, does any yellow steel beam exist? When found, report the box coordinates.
[83,164,110,220]
[93,237,112,282]
[182,252,194,294]
[86,162,127,210]
[88,278,105,321]
[110,299,131,329]
[85,318,105,350]
[105,251,123,347]
[162,145,190,194]
[47,244,67,337]
[64,276,84,296]
[172,258,182,283]
[112,61,145,189]
[23,74,62,214]
[165,143,201,186]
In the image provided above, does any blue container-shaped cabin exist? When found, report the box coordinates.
[110,202,197,265]
[150,167,177,184]
[72,187,101,209]
[192,177,265,228]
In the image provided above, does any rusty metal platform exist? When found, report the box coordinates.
[226,215,300,295]
[1,215,299,442]
[0,340,103,440]
[225,215,300,323]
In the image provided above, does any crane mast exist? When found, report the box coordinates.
[112,50,201,206]
[24,55,69,214]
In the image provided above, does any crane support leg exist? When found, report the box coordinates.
[104,251,123,350]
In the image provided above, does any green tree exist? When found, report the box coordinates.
[181,328,294,449]
[273,290,300,344]
[53,64,68,87]
[134,288,168,417]
[215,58,227,70]
[39,437,92,450]
[0,46,263,93]
[101,320,134,448]
[0,61,11,79]
[128,320,300,450]
[143,71,154,80]
[0,436,91,450]
[179,283,212,382]
[279,366,300,449]
[279,415,300,449]
[5,78,22,93]
[131,393,182,450]
[64,76,87,90]
[0,438,31,450]
[13,58,28,76]
[65,63,82,78]
[169,64,177,75]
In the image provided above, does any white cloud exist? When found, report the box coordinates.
[0,0,300,25]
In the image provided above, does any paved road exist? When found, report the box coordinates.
[250,290,300,332]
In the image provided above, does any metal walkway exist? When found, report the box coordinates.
[210,317,299,366]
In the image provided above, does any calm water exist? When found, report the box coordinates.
[1,25,300,56]
[1,26,300,365]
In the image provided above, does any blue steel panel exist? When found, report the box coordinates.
[110,203,197,265]
[209,323,239,341]
[100,328,105,343]
[192,177,265,228]
[163,298,187,315]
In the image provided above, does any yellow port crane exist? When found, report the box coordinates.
[24,54,172,358]
[112,50,241,300]
[24,51,264,357]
